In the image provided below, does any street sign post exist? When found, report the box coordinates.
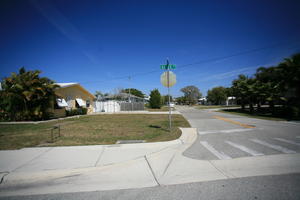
[160,59,176,132]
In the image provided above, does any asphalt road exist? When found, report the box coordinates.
[1,173,299,200]
[176,106,300,160]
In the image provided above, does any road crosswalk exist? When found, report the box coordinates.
[273,138,300,146]
[199,136,300,160]
[200,141,232,160]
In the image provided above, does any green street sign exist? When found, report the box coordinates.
[160,64,176,70]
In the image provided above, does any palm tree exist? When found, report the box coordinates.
[0,67,58,121]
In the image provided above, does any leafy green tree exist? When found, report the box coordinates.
[149,89,162,109]
[175,96,187,105]
[122,88,144,98]
[255,66,283,113]
[207,86,227,105]
[0,67,58,121]
[231,75,257,112]
[278,53,300,107]
[94,91,104,100]
[180,85,202,105]
[229,53,300,117]
[161,95,173,105]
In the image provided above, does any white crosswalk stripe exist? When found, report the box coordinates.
[198,128,254,135]
[273,138,300,146]
[225,141,264,156]
[200,141,232,160]
[250,139,296,154]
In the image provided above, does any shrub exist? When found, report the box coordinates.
[66,108,87,116]
[149,89,162,109]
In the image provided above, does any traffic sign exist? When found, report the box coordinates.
[160,71,176,87]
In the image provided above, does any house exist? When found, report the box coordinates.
[226,96,236,106]
[198,97,207,105]
[51,83,95,118]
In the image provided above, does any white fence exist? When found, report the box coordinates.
[94,101,121,112]
[94,101,145,113]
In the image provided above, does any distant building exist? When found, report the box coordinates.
[198,97,207,105]
[226,96,236,106]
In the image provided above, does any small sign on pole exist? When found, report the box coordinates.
[160,64,176,70]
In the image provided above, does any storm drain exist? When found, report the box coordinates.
[116,140,146,144]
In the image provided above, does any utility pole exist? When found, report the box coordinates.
[128,76,133,111]
[128,76,131,103]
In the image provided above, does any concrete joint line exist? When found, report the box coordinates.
[94,147,105,167]
[162,152,177,177]
[144,156,160,186]
[179,139,184,145]
[12,147,53,172]
[208,160,234,179]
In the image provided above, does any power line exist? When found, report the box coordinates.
[80,39,300,84]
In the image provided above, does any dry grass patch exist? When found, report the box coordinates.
[0,114,190,150]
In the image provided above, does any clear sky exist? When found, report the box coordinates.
[1,0,300,97]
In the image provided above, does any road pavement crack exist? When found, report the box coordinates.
[12,147,53,172]
[144,155,160,186]
[0,172,9,184]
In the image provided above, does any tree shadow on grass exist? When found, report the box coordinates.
[149,125,169,132]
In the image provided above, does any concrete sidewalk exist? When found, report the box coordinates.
[0,136,182,173]
[1,128,300,197]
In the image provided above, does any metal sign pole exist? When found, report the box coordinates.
[160,59,176,132]
[167,59,171,132]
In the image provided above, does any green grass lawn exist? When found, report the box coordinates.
[195,105,238,109]
[0,114,190,150]
[218,109,289,121]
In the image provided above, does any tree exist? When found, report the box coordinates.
[255,66,283,113]
[175,96,186,105]
[122,88,144,98]
[0,67,58,121]
[161,95,173,105]
[94,91,104,100]
[229,53,300,117]
[180,85,202,105]
[231,74,257,112]
[149,89,162,109]
[278,53,300,107]
[207,87,227,105]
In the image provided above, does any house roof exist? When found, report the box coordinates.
[55,82,95,99]
[56,83,78,88]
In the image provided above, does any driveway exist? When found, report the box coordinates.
[176,106,300,160]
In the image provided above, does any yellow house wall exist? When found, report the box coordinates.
[55,85,94,114]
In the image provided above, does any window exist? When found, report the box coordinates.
[86,100,90,107]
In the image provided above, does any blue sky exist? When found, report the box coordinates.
[1,0,300,97]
